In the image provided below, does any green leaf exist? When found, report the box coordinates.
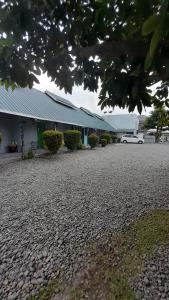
[165,99,169,108]
[142,15,159,36]
[137,101,142,114]
[149,26,162,58]
[0,38,13,48]
[144,52,153,70]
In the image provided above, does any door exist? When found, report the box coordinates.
[132,136,139,143]
[37,122,46,148]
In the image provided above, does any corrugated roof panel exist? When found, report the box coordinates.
[104,114,138,131]
[0,87,115,131]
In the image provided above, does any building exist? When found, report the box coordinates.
[103,114,139,137]
[0,87,115,153]
[137,115,147,132]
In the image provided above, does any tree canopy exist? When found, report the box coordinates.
[144,107,169,130]
[1,0,169,112]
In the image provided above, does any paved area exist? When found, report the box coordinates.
[0,144,169,299]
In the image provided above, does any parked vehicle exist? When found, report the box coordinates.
[121,134,144,144]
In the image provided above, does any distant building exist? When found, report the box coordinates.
[103,114,139,137]
[0,87,115,154]
[137,115,147,132]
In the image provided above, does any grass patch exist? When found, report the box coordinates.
[27,210,169,300]
[67,210,169,299]
[27,278,62,300]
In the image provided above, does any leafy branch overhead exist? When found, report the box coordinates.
[0,0,169,112]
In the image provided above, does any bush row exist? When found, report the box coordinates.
[42,130,116,153]
[42,129,81,153]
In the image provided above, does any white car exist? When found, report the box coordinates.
[121,134,144,144]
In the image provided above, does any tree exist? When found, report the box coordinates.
[1,0,169,112]
[144,107,169,130]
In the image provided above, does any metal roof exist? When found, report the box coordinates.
[0,87,114,131]
[104,114,139,132]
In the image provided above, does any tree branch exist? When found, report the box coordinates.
[72,40,148,59]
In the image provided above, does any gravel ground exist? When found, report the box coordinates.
[133,245,169,300]
[0,144,169,300]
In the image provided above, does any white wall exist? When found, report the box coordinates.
[23,119,37,151]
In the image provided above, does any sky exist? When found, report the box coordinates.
[34,73,152,116]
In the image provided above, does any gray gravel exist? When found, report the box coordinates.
[133,245,169,300]
[0,144,169,299]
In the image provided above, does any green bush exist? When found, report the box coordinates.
[101,138,107,147]
[88,133,99,149]
[100,133,111,144]
[0,132,2,144]
[28,149,34,159]
[77,139,83,150]
[64,130,81,150]
[111,134,117,143]
[42,130,63,153]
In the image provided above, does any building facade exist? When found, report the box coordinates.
[103,114,139,137]
[0,87,115,154]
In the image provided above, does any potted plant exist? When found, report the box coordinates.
[8,141,18,153]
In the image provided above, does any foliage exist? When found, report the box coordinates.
[77,139,85,150]
[144,107,169,130]
[88,133,99,149]
[42,130,63,153]
[64,130,81,151]
[100,133,111,144]
[28,149,34,159]
[111,134,117,143]
[0,132,2,144]
[1,1,169,112]
[100,138,107,147]
[22,149,34,160]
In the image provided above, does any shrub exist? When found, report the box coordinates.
[0,133,2,144]
[64,130,81,150]
[28,149,34,159]
[101,138,107,147]
[42,130,63,153]
[77,139,83,150]
[88,133,99,149]
[111,134,118,143]
[100,133,111,144]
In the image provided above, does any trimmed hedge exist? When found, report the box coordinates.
[42,130,63,153]
[101,138,107,147]
[64,130,81,150]
[88,133,99,149]
[0,133,2,144]
[100,133,112,144]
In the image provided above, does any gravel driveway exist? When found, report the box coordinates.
[0,144,169,299]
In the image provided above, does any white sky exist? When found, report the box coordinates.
[34,73,152,116]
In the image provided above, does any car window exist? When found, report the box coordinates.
[133,136,138,138]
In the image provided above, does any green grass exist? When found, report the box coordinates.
[68,210,169,300]
[27,210,169,300]
[27,279,62,300]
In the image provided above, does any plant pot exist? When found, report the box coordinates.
[8,145,17,153]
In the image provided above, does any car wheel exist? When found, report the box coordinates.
[123,140,127,143]
[138,141,143,144]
